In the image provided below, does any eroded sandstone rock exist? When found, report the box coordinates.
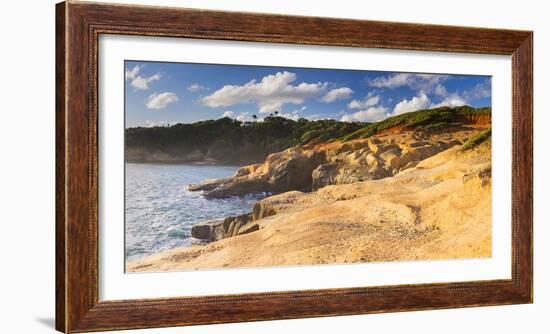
[191,213,255,242]
[191,147,326,198]
[189,129,476,195]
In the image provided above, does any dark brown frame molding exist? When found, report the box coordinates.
[56,1,533,332]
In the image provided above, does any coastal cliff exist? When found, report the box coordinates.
[127,107,492,271]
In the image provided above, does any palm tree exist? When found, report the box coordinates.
[274,110,279,116]
[252,114,257,121]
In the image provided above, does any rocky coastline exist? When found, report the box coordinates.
[127,119,492,271]
[186,126,471,199]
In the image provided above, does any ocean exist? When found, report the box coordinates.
[125,163,260,261]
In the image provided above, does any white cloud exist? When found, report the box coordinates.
[369,73,448,92]
[392,92,431,115]
[347,94,380,109]
[201,71,327,114]
[306,114,325,120]
[463,80,491,100]
[278,112,299,120]
[125,65,141,80]
[222,111,253,122]
[275,106,307,120]
[341,106,388,123]
[435,84,448,97]
[125,65,161,90]
[321,87,353,103]
[143,120,179,127]
[293,106,307,113]
[187,84,206,92]
[431,94,467,108]
[222,110,236,118]
[237,113,252,121]
[131,73,161,90]
[430,81,488,108]
[145,92,179,110]
[223,108,303,122]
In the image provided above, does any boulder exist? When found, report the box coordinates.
[252,191,311,220]
[234,164,262,177]
[400,145,442,167]
[253,200,279,221]
[334,165,390,184]
[265,148,326,192]
[238,222,260,235]
[312,162,341,191]
[187,178,226,192]
[200,147,326,198]
[191,213,254,242]
[202,177,269,198]
[379,148,402,170]
[191,219,228,241]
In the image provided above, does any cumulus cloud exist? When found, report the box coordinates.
[187,84,206,92]
[321,87,353,103]
[431,94,467,108]
[200,71,327,114]
[430,81,488,108]
[369,73,448,92]
[392,92,431,115]
[131,74,161,90]
[125,65,141,80]
[125,65,161,90]
[462,80,492,101]
[347,94,380,109]
[222,110,236,118]
[145,92,179,110]
[341,106,388,123]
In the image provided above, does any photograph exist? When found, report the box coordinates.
[44,1,538,332]
[124,61,493,272]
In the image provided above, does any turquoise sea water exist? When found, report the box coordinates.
[125,163,260,261]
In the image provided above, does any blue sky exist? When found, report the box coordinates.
[125,60,491,128]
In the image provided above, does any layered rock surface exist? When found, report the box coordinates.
[127,127,492,272]
[191,213,258,242]
[189,127,479,197]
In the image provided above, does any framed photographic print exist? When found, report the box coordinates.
[56,1,533,332]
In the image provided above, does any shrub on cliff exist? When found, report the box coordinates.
[460,128,492,151]
[340,106,491,141]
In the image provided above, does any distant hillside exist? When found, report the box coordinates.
[125,106,490,165]
[125,116,363,164]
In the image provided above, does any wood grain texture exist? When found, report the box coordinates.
[55,2,67,332]
[55,1,533,332]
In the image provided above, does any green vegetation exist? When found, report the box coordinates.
[423,122,463,132]
[460,128,492,151]
[126,106,490,164]
[125,116,363,164]
[339,106,491,141]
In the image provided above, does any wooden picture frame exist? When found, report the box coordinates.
[56,1,533,332]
